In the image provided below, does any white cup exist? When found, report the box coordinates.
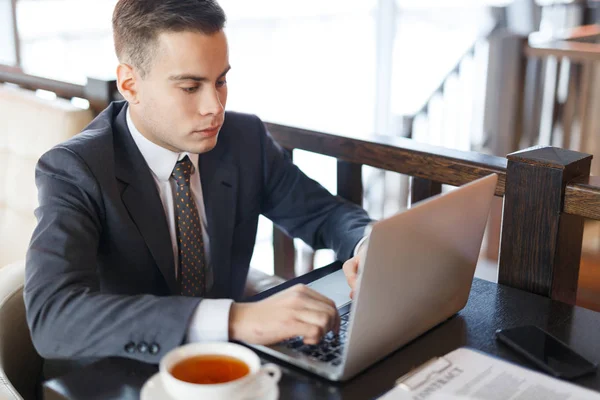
[159,342,281,400]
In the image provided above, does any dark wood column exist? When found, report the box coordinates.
[337,160,363,206]
[273,148,296,279]
[499,146,593,304]
[410,177,442,206]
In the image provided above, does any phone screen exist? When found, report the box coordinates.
[496,325,597,380]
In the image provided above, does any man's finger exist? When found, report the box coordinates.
[290,313,329,344]
[297,296,340,332]
[279,319,324,345]
[343,258,359,289]
[295,308,336,336]
[343,258,359,278]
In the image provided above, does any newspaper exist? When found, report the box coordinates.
[379,348,599,400]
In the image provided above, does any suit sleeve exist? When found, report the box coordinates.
[257,118,373,260]
[24,147,201,363]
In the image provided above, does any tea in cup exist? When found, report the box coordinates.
[160,342,281,399]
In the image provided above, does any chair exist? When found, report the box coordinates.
[0,262,41,400]
[0,84,94,269]
[0,83,93,399]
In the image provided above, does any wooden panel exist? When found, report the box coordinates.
[410,177,442,206]
[266,123,507,197]
[499,146,592,304]
[565,176,600,220]
[337,160,362,206]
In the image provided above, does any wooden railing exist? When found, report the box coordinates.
[267,123,599,306]
[516,25,600,212]
[3,66,600,306]
[0,65,119,114]
[515,25,600,167]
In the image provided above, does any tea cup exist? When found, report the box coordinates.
[159,342,281,400]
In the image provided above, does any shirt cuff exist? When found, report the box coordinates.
[186,299,234,343]
[353,223,373,256]
[353,236,369,257]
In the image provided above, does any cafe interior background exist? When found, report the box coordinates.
[2,0,600,312]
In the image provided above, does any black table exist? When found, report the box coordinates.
[43,262,600,400]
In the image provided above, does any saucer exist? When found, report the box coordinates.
[140,373,279,400]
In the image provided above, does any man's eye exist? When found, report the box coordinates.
[182,87,198,94]
[217,79,227,88]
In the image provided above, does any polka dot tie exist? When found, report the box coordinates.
[172,156,206,297]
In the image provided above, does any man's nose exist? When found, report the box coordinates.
[199,88,224,116]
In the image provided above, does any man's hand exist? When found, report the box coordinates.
[342,255,359,300]
[343,240,366,299]
[229,284,340,345]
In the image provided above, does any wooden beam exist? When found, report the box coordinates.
[499,146,592,304]
[266,123,507,197]
[565,176,600,220]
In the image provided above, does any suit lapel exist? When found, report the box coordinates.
[199,140,237,298]
[112,105,178,293]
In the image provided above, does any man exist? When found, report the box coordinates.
[24,0,370,377]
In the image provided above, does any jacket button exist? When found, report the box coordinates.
[124,342,136,353]
[137,342,149,353]
[149,343,160,355]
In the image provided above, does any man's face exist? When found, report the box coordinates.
[129,30,230,154]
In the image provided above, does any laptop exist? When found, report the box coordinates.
[247,173,498,381]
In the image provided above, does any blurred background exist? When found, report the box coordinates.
[2,0,600,309]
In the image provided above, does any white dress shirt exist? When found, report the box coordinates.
[126,109,232,342]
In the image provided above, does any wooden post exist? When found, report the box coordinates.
[337,160,363,206]
[84,78,120,114]
[273,226,296,280]
[273,148,296,279]
[499,146,592,304]
[410,177,442,206]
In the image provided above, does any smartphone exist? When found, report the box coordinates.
[495,325,597,380]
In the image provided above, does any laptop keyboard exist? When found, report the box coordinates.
[279,311,350,366]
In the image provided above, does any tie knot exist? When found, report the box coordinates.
[172,156,194,186]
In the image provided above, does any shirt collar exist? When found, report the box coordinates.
[126,106,199,182]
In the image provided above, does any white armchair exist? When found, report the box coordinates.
[0,84,94,269]
[0,85,93,399]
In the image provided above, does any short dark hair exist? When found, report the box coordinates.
[112,0,226,77]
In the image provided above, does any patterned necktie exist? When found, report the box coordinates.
[172,156,207,297]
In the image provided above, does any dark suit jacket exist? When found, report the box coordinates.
[24,101,371,374]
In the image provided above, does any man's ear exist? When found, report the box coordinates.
[116,63,140,104]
